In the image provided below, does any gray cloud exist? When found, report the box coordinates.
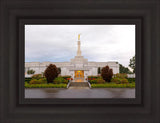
[25,25,135,67]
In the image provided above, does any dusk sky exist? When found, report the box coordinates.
[25,25,135,67]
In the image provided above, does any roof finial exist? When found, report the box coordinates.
[78,34,81,40]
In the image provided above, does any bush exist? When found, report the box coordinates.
[53,77,68,84]
[90,79,97,84]
[59,76,71,80]
[90,78,105,84]
[30,79,47,84]
[88,76,101,81]
[57,67,61,74]
[88,76,99,78]
[127,78,135,83]
[44,64,59,83]
[96,78,105,84]
[101,66,113,82]
[111,77,129,84]
[39,78,47,83]
[25,77,32,83]
[114,73,128,78]
[27,69,35,74]
[31,74,42,80]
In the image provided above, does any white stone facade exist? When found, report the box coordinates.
[25,61,119,79]
[25,35,119,78]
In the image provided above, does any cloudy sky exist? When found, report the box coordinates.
[25,25,135,67]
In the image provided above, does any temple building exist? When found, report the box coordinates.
[25,34,119,79]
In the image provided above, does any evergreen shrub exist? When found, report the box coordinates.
[53,77,68,84]
[31,74,42,80]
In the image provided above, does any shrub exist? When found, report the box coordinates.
[111,77,129,84]
[88,76,101,81]
[98,67,101,74]
[31,74,42,80]
[114,73,128,78]
[127,78,135,83]
[27,69,35,74]
[90,79,97,84]
[89,78,105,84]
[101,66,113,82]
[53,77,68,84]
[59,76,71,80]
[39,78,47,83]
[96,78,105,84]
[30,79,47,84]
[44,64,59,83]
[25,77,32,83]
[88,76,99,78]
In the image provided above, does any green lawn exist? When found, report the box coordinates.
[91,82,135,88]
[25,82,67,88]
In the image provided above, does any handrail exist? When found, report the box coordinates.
[67,78,72,88]
[87,81,92,88]
[67,81,71,88]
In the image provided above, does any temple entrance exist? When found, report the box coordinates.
[74,70,84,82]
[75,70,84,78]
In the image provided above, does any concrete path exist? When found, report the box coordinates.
[72,78,87,82]
[25,87,135,98]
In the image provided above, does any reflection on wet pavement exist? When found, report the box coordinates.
[25,87,135,98]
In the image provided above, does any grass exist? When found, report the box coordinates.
[25,82,67,88]
[91,82,135,88]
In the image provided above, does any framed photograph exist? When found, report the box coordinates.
[0,0,160,122]
[24,24,136,99]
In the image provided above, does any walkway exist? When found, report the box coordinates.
[25,88,135,98]
[72,77,87,82]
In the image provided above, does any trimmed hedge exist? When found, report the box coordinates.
[90,78,105,84]
[88,76,100,79]
[25,77,32,83]
[53,77,68,84]
[88,76,101,82]
[111,77,129,84]
[114,73,128,78]
[61,76,71,80]
[91,83,135,88]
[25,82,67,88]
[31,74,42,80]
[127,78,135,83]
[30,78,47,84]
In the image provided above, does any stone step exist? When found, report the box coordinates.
[69,82,89,87]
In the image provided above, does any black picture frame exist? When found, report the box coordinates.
[0,0,160,122]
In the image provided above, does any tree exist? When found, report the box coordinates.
[119,64,132,74]
[101,66,113,82]
[57,67,61,74]
[27,69,35,74]
[98,67,101,74]
[129,55,135,73]
[44,64,59,83]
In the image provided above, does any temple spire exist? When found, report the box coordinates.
[77,34,81,56]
